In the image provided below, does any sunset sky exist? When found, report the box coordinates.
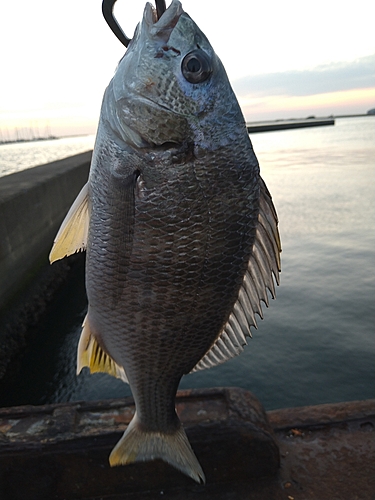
[0,0,374,139]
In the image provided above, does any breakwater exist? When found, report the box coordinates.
[246,118,335,133]
[0,151,91,378]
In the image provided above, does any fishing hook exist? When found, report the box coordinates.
[102,0,167,48]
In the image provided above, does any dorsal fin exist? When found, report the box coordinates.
[77,314,128,383]
[49,182,89,263]
[191,176,281,373]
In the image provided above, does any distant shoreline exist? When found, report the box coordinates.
[247,118,334,133]
[0,136,58,147]
[246,113,372,126]
[1,114,373,147]
[245,114,373,133]
[0,134,92,147]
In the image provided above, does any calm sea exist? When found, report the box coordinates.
[0,135,95,177]
[0,116,374,410]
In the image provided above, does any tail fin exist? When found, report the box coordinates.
[109,412,205,484]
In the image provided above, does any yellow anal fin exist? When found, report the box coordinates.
[77,315,128,383]
[49,182,89,263]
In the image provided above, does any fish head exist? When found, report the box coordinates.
[106,0,242,150]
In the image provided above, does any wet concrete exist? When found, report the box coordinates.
[0,388,373,499]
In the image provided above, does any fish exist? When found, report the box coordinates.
[49,0,281,484]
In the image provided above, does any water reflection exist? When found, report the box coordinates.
[1,117,374,410]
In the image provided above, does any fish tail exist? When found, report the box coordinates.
[109,412,205,484]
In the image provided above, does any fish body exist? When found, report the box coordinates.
[50,0,281,484]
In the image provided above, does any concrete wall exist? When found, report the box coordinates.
[0,151,91,314]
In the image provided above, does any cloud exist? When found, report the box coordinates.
[232,54,375,98]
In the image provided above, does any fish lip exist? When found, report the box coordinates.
[143,0,183,42]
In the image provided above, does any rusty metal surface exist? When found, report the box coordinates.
[270,399,375,500]
[0,389,374,499]
[0,388,272,444]
[0,388,279,499]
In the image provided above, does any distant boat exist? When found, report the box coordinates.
[0,124,57,146]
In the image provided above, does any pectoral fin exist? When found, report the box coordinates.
[77,314,128,383]
[49,183,89,263]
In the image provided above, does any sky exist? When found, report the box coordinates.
[0,0,374,139]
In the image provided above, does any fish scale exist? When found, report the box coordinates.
[88,151,255,424]
[49,0,281,484]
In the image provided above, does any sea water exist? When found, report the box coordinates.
[0,116,374,410]
[0,135,95,177]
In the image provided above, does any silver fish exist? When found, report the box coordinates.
[50,0,281,484]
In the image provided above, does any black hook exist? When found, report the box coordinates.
[102,0,167,48]
[155,0,167,20]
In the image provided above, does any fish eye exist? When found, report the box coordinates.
[181,50,212,84]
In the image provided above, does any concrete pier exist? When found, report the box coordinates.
[247,118,335,133]
[0,152,91,377]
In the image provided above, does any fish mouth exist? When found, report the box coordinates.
[143,0,183,42]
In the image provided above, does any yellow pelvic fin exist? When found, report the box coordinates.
[77,315,128,383]
[49,182,89,263]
